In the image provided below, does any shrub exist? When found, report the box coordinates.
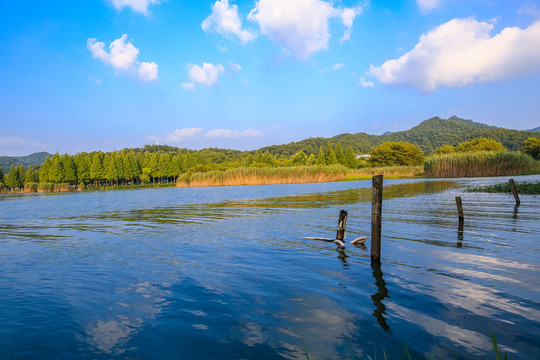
[456,138,506,152]
[521,137,540,160]
[369,141,425,166]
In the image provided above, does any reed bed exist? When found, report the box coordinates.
[424,151,539,178]
[346,165,424,180]
[176,165,348,187]
[36,182,71,192]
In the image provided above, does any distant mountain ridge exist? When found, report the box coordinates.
[527,126,540,132]
[260,116,540,156]
[0,152,52,170]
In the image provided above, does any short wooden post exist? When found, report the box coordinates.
[455,196,464,222]
[509,179,520,206]
[371,175,383,263]
[336,210,348,241]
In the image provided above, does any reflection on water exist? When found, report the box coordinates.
[1,176,539,359]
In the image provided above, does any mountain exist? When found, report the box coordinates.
[527,126,540,132]
[0,152,52,170]
[260,116,540,156]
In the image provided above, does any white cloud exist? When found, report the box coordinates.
[359,77,374,88]
[155,128,203,143]
[369,18,540,92]
[340,6,362,42]
[138,61,158,81]
[202,0,256,44]
[186,63,225,87]
[416,0,442,13]
[331,62,344,70]
[228,62,242,74]
[87,35,158,81]
[204,129,263,138]
[109,0,160,15]
[248,0,362,60]
[181,82,196,90]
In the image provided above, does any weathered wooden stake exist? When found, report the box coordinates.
[336,210,348,241]
[509,179,520,206]
[371,175,383,263]
[455,196,464,222]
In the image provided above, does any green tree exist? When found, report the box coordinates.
[456,138,506,152]
[335,142,345,165]
[140,167,151,184]
[0,166,4,182]
[75,153,91,184]
[48,153,65,183]
[16,165,26,188]
[344,146,358,168]
[90,153,105,186]
[62,154,78,185]
[316,146,326,165]
[25,166,39,184]
[325,143,338,164]
[433,145,456,155]
[5,165,19,190]
[290,151,308,166]
[521,137,540,160]
[39,156,52,183]
[307,153,316,165]
[369,141,425,166]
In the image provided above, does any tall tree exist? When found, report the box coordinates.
[90,153,105,186]
[39,156,52,183]
[62,154,77,185]
[0,166,4,182]
[316,146,326,165]
[335,142,346,165]
[521,137,540,160]
[344,146,357,168]
[75,153,91,184]
[5,165,19,190]
[48,153,65,183]
[325,143,338,164]
[25,166,39,184]
[16,165,26,188]
[369,141,425,166]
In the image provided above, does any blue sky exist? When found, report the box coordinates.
[1,0,540,156]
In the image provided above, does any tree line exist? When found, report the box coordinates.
[0,143,359,191]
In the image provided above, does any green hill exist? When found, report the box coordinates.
[527,126,540,132]
[0,152,52,170]
[260,116,540,156]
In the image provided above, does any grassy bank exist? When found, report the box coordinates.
[468,181,540,195]
[424,151,539,178]
[176,165,349,187]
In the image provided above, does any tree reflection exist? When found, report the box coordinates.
[371,262,391,332]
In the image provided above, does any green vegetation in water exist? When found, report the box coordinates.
[468,181,540,195]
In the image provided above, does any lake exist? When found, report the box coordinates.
[1,176,539,359]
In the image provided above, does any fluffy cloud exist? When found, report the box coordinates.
[87,35,158,82]
[248,0,361,60]
[369,18,540,92]
[204,129,263,138]
[182,63,226,89]
[109,0,160,15]
[359,77,374,88]
[163,128,203,143]
[416,0,442,12]
[138,61,158,81]
[202,0,256,44]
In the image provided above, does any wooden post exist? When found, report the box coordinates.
[456,196,464,222]
[371,175,383,263]
[509,179,520,206]
[336,210,348,241]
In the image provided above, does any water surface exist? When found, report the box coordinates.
[1,176,539,359]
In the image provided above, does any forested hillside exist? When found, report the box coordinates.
[260,116,540,156]
[0,152,51,169]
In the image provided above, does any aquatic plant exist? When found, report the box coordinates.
[467,181,540,195]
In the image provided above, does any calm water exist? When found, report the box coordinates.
[1,176,539,359]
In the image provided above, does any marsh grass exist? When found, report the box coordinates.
[467,181,540,195]
[346,166,424,181]
[424,151,539,178]
[176,165,348,187]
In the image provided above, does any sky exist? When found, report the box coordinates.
[1,0,540,156]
